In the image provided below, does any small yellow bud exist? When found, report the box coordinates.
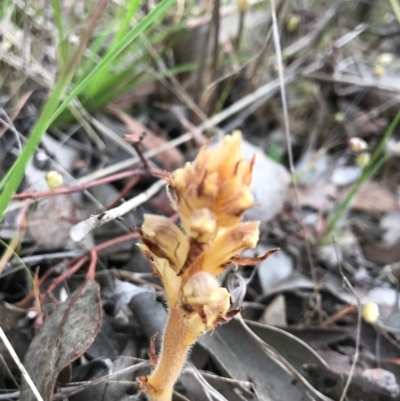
[377,53,393,67]
[334,112,345,123]
[362,302,379,324]
[374,65,385,78]
[286,14,300,33]
[45,171,63,190]
[348,137,368,152]
[237,0,249,12]
[355,152,371,167]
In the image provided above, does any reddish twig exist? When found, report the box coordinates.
[94,231,140,253]
[86,249,98,281]
[124,132,153,171]
[12,168,153,200]
[19,231,141,307]
[41,256,89,302]
[106,177,141,209]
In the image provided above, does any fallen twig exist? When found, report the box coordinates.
[0,328,44,401]
[12,168,152,201]
[69,179,166,242]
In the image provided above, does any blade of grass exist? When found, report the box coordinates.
[51,0,174,124]
[325,110,400,236]
[0,0,175,220]
[0,0,12,20]
[86,0,143,95]
[390,0,400,22]
[52,0,68,63]
[0,0,112,217]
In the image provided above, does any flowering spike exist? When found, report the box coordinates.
[138,132,276,401]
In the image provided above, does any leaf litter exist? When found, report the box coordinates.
[2,0,400,400]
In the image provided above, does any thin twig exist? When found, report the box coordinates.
[210,0,221,83]
[0,200,31,274]
[332,236,362,401]
[270,0,320,319]
[0,328,44,401]
[124,132,153,171]
[0,391,19,400]
[52,361,149,399]
[138,34,207,122]
[18,232,140,307]
[239,317,333,401]
[70,180,166,242]
[105,177,141,209]
[87,249,98,281]
[234,8,246,52]
[77,68,304,185]
[42,257,89,301]
[12,168,151,200]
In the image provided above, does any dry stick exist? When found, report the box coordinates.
[19,232,140,307]
[69,179,166,242]
[0,391,19,400]
[123,132,155,171]
[321,304,357,327]
[0,328,44,401]
[12,169,151,200]
[270,0,321,318]
[52,361,149,400]
[41,256,89,301]
[139,35,207,123]
[87,249,98,281]
[77,70,303,185]
[194,4,213,105]
[210,0,220,83]
[170,107,207,146]
[200,0,221,115]
[332,236,362,401]
[106,176,141,209]
[239,316,333,401]
[0,200,30,274]
[234,7,246,53]
[304,70,400,94]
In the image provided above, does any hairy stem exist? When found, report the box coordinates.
[147,306,191,401]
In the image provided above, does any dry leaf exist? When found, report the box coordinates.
[20,280,102,401]
[350,181,399,214]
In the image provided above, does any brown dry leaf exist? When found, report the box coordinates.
[28,195,84,251]
[20,280,102,401]
[305,361,399,401]
[338,100,387,138]
[288,183,337,212]
[349,181,399,214]
[107,106,184,171]
[361,239,400,265]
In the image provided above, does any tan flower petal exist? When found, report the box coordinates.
[201,221,259,275]
[141,214,189,272]
[182,272,230,344]
[137,243,182,307]
[168,131,255,230]
[189,208,217,243]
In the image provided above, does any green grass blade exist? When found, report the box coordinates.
[390,0,400,22]
[50,0,174,126]
[0,0,175,220]
[52,0,68,63]
[325,110,400,236]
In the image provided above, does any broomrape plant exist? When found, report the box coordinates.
[138,131,274,401]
